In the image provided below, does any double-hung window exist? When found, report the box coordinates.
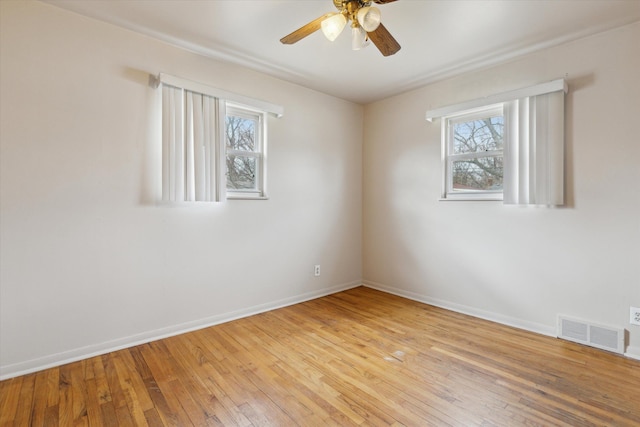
[444,105,504,200]
[225,105,266,198]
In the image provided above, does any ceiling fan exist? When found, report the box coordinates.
[280,0,401,56]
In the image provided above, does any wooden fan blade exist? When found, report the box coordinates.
[280,13,335,44]
[372,0,398,4]
[368,23,401,56]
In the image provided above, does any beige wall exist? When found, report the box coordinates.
[363,22,640,358]
[0,1,363,377]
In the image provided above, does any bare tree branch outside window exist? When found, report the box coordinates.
[452,116,503,191]
[226,115,257,190]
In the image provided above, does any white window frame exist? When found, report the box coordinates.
[225,104,268,200]
[442,104,505,201]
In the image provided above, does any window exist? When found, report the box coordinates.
[225,105,266,198]
[443,105,504,200]
[156,73,282,202]
[427,79,566,205]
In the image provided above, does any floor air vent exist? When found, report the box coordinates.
[557,315,624,354]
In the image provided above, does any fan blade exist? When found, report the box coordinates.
[368,23,401,56]
[280,13,335,44]
[372,0,398,4]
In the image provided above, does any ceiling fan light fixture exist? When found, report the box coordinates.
[280,0,400,57]
[321,13,347,41]
[356,6,381,32]
[351,25,367,50]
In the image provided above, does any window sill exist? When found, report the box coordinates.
[439,198,503,202]
[227,194,269,200]
[439,193,503,201]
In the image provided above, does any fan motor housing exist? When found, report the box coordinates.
[333,0,372,11]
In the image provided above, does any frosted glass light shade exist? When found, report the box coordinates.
[351,26,367,50]
[321,13,347,41]
[356,6,381,32]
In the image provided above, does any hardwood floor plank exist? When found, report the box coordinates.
[113,402,135,427]
[2,286,639,426]
[13,374,36,426]
[44,368,60,409]
[42,404,59,427]
[128,346,178,426]
[89,357,111,407]
[143,407,165,427]
[30,371,49,427]
[110,355,148,426]
[118,349,155,414]
[83,378,103,427]
[0,377,22,425]
[57,365,73,427]
[69,361,89,424]
[98,400,119,427]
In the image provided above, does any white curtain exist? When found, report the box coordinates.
[503,90,565,206]
[162,85,222,202]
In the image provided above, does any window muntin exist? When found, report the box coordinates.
[225,105,266,197]
[444,105,504,199]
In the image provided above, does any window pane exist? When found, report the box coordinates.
[452,156,503,191]
[226,155,257,190]
[453,116,503,154]
[226,115,256,151]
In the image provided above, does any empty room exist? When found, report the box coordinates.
[1,0,639,425]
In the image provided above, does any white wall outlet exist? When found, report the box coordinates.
[631,307,640,326]
[314,265,321,277]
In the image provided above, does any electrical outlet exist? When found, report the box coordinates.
[314,265,321,277]
[631,307,640,326]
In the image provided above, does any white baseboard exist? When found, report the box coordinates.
[363,280,556,337]
[625,346,640,361]
[0,281,361,380]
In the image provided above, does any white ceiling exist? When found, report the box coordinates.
[44,0,640,104]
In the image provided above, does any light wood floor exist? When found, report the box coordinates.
[1,286,639,426]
